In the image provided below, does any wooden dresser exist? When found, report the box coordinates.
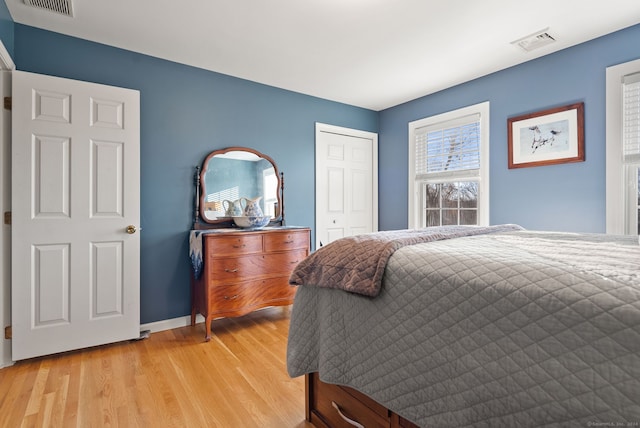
[190,227,310,341]
[307,373,420,428]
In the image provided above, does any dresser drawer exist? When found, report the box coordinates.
[312,375,390,428]
[264,230,310,252]
[205,234,263,256]
[208,277,296,314]
[209,249,308,282]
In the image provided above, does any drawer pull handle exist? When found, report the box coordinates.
[232,244,246,249]
[224,268,239,273]
[284,240,294,244]
[223,294,239,300]
[331,401,364,428]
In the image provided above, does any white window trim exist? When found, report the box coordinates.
[606,58,640,235]
[408,101,490,228]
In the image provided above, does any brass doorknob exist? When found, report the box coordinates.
[126,225,137,234]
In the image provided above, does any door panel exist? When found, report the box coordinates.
[33,243,70,326]
[92,140,124,216]
[12,70,140,361]
[91,241,123,317]
[327,168,345,211]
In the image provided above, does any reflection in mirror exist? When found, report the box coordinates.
[199,148,281,224]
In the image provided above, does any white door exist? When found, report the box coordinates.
[11,71,140,361]
[315,123,378,249]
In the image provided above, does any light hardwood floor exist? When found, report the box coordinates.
[0,307,314,428]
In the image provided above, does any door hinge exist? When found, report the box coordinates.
[4,326,11,340]
[3,211,10,225]
[3,96,10,110]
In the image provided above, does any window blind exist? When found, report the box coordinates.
[414,113,481,179]
[623,72,640,163]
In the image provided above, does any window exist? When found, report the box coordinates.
[606,59,640,235]
[408,102,489,228]
[263,168,278,217]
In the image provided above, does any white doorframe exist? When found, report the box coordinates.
[0,40,15,368]
[315,123,378,249]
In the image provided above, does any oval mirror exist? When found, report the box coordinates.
[199,147,281,224]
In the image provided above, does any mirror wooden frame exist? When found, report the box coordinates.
[193,146,285,229]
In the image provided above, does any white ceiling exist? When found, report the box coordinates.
[6,0,640,111]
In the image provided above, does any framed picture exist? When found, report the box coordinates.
[507,102,584,169]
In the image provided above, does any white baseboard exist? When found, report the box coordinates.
[140,314,204,334]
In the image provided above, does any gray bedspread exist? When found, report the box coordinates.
[287,230,640,427]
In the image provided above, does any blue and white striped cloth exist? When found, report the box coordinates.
[189,230,204,279]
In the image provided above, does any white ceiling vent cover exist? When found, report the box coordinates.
[511,28,556,52]
[23,0,73,17]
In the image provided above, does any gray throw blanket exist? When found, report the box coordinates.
[289,224,524,296]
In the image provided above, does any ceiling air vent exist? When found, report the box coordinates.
[511,28,556,52]
[23,0,73,17]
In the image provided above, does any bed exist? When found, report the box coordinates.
[286,225,640,427]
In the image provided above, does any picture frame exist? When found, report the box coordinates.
[507,102,584,169]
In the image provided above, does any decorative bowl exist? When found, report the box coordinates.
[232,216,271,229]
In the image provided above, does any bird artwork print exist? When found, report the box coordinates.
[529,125,561,153]
[519,118,570,157]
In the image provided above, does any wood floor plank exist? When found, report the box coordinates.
[1,362,39,427]
[0,306,313,427]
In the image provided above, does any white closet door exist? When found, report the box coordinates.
[315,124,377,249]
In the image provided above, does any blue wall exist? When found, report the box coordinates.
[379,24,640,233]
[13,24,377,324]
[0,0,13,58]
